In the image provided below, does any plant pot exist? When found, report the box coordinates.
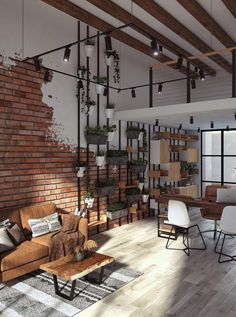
[85,197,94,208]
[107,131,115,142]
[138,131,144,141]
[106,208,128,220]
[74,250,86,262]
[129,164,147,173]
[126,194,140,203]
[105,108,114,119]
[106,156,128,165]
[84,105,95,116]
[126,130,141,139]
[76,166,86,178]
[96,185,115,196]
[138,182,144,191]
[85,44,94,58]
[95,84,104,95]
[105,55,113,66]
[181,170,189,178]
[85,134,108,145]
[96,155,106,167]
[142,194,149,203]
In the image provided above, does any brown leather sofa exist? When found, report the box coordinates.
[0,203,88,282]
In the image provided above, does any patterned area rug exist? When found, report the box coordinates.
[0,262,142,317]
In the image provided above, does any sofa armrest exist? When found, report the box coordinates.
[79,218,88,242]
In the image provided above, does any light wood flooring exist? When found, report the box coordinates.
[77,208,236,317]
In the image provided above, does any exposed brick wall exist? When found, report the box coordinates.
[0,61,144,235]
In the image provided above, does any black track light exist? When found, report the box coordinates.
[158,83,163,94]
[176,55,183,69]
[191,79,196,89]
[78,79,83,89]
[131,88,136,98]
[63,46,71,62]
[197,127,200,133]
[211,121,214,129]
[199,69,205,81]
[178,123,182,131]
[194,66,198,73]
[105,34,112,51]
[190,116,193,124]
[103,87,108,96]
[159,45,163,53]
[226,125,229,131]
[44,69,50,82]
[155,119,159,126]
[151,38,158,56]
[34,58,41,71]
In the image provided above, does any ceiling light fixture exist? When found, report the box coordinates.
[176,55,183,69]
[199,69,205,81]
[44,69,50,82]
[234,112,236,120]
[131,88,136,98]
[158,83,163,94]
[194,66,198,73]
[210,121,214,129]
[190,116,193,124]
[178,123,182,131]
[34,58,41,71]
[191,79,196,89]
[77,79,83,89]
[63,46,71,62]
[105,34,112,51]
[103,87,108,96]
[197,127,200,133]
[155,119,159,126]
[151,38,158,56]
[226,125,229,131]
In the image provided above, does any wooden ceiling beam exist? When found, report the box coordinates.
[133,0,232,73]
[222,0,236,19]
[41,0,190,74]
[87,0,215,76]
[177,0,235,48]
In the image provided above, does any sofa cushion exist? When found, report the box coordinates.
[31,232,54,251]
[0,228,15,254]
[19,203,56,236]
[28,212,61,238]
[0,240,48,271]
[7,224,26,246]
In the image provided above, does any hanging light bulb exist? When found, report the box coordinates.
[151,38,158,56]
[131,88,136,98]
[158,84,163,94]
[78,79,83,89]
[105,34,112,51]
[178,123,182,131]
[210,121,214,129]
[197,127,200,133]
[103,87,108,96]
[190,116,194,124]
[63,46,71,62]
[199,69,205,80]
[176,55,183,69]
[155,119,159,126]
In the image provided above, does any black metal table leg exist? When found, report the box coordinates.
[53,274,76,301]
[84,266,105,284]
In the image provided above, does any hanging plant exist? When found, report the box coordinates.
[85,39,95,58]
[105,124,117,142]
[93,75,107,95]
[81,98,96,116]
[105,103,115,119]
[77,66,88,103]
[104,50,120,84]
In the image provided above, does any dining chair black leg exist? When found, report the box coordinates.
[214,230,222,253]
[166,226,174,249]
[197,225,207,250]
[213,220,217,240]
[184,229,190,256]
[218,234,226,263]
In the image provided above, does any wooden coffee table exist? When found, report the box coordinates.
[40,252,114,301]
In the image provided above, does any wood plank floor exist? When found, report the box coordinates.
[76,208,236,317]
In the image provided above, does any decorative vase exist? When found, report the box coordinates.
[85,197,94,208]
[95,84,104,95]
[74,251,85,262]
[85,44,94,58]
[105,108,114,119]
[96,155,106,167]
[105,55,113,66]
[142,194,149,203]
[107,131,115,142]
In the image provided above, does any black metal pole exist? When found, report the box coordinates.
[96,32,100,233]
[232,49,236,98]
[77,21,81,210]
[187,60,191,103]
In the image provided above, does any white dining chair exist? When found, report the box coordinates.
[165,200,206,256]
[214,206,236,263]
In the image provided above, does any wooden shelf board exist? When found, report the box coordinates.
[88,220,106,227]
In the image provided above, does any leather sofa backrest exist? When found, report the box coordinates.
[205,184,228,202]
[0,209,22,228]
[19,203,56,236]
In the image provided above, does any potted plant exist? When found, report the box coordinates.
[105,103,115,119]
[105,50,114,66]
[93,75,107,94]
[104,50,120,84]
[84,191,94,208]
[129,159,147,173]
[106,149,128,165]
[142,188,149,203]
[188,163,198,175]
[85,126,108,144]
[105,124,117,142]
[106,201,128,220]
[138,177,145,191]
[180,161,189,178]
[84,39,95,58]
[82,98,96,116]
[96,151,106,167]
[126,126,144,140]
[75,162,87,178]
[125,187,141,203]
[96,178,116,196]
[74,240,97,261]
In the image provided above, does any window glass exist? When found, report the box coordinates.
[224,157,236,183]
[202,157,221,182]
[224,131,236,155]
[202,131,221,155]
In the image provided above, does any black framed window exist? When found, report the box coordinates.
[201,129,236,196]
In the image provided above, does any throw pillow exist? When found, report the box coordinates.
[28,212,62,238]
[7,224,26,246]
[0,228,15,254]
